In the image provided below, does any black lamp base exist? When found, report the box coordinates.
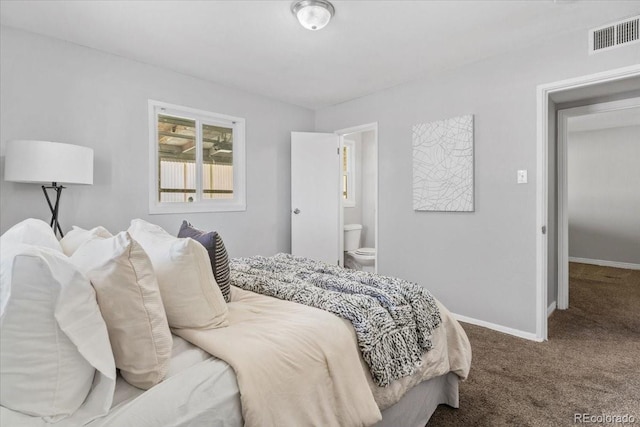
[42,182,65,238]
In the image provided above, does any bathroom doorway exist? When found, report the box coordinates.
[336,123,378,273]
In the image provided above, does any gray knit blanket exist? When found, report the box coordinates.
[229,253,442,386]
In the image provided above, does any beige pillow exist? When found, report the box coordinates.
[128,219,228,330]
[60,225,113,256]
[70,232,172,389]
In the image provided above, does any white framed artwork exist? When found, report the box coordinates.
[412,114,474,212]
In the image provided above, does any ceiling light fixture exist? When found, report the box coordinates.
[291,0,335,31]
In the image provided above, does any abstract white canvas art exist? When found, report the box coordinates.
[412,114,474,211]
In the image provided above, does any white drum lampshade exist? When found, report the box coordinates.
[4,140,94,237]
[4,140,93,185]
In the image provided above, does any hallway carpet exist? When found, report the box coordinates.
[428,263,640,426]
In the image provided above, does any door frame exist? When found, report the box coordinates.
[536,64,640,341]
[556,97,640,310]
[335,122,379,273]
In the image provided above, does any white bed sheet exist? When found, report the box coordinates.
[1,336,243,427]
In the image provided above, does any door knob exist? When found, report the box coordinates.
[293,208,301,214]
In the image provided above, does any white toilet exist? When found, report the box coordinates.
[343,224,376,272]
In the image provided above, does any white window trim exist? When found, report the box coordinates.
[343,139,356,208]
[148,100,246,214]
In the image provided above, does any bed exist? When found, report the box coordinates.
[0,219,471,427]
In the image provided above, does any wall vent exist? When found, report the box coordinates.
[589,15,639,54]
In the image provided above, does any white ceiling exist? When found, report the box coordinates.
[1,1,639,110]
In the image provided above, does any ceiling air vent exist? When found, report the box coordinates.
[589,15,640,54]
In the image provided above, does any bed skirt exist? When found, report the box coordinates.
[376,372,459,427]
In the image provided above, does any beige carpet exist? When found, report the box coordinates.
[429,263,640,426]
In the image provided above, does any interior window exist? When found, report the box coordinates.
[343,139,355,207]
[149,101,245,213]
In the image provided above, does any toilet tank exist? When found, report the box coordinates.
[344,224,363,251]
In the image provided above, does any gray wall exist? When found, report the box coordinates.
[568,126,640,264]
[0,27,315,257]
[315,26,640,334]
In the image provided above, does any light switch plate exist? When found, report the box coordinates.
[517,169,528,184]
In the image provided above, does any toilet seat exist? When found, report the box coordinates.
[344,248,376,270]
[355,247,375,256]
[346,249,376,263]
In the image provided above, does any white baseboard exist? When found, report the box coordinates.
[547,301,556,317]
[451,313,542,342]
[569,257,640,270]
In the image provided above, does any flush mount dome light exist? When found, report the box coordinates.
[291,0,335,31]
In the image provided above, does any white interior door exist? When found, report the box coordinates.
[291,131,341,265]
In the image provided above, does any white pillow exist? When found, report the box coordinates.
[71,232,173,389]
[0,244,115,423]
[128,219,228,330]
[0,218,62,252]
[60,225,113,256]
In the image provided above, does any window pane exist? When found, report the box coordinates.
[342,146,349,199]
[343,146,348,171]
[202,123,234,200]
[158,114,196,202]
[343,175,348,199]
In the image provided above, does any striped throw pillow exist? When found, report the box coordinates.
[177,221,231,302]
